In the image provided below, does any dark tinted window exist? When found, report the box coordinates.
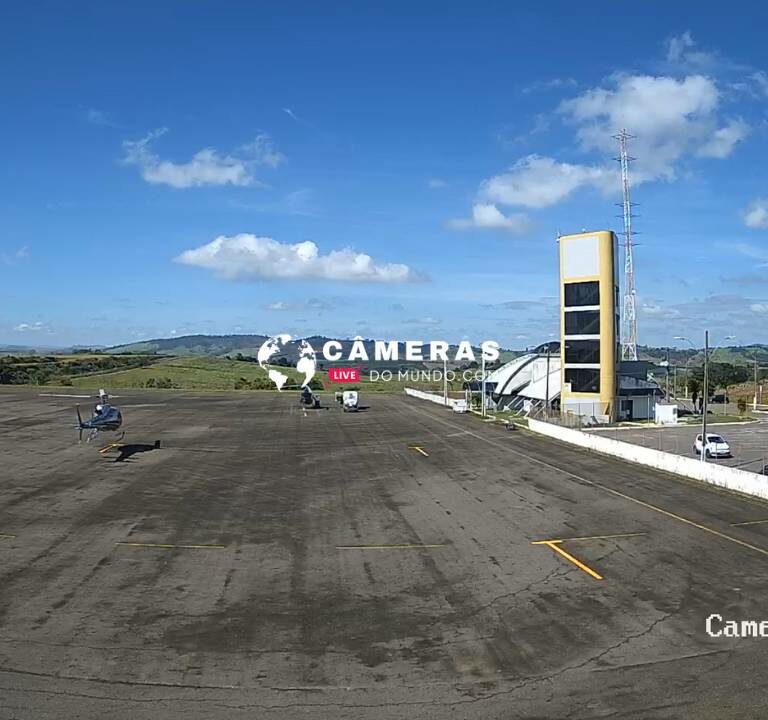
[564,310,600,335]
[565,368,600,393]
[565,339,600,364]
[564,281,599,307]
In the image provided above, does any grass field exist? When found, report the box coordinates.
[63,356,459,393]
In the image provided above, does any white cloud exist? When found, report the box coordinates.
[480,156,610,208]
[521,77,577,94]
[664,31,717,69]
[449,202,533,233]
[559,74,738,183]
[122,129,284,188]
[14,321,46,332]
[752,71,768,97]
[2,246,28,265]
[743,199,768,229]
[751,303,768,314]
[403,316,441,326]
[697,118,750,158]
[266,301,291,311]
[176,234,421,283]
[86,108,117,127]
[428,178,447,189]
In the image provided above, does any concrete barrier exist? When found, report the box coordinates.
[528,418,768,500]
[404,388,458,408]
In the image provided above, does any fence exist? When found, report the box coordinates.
[404,387,460,409]
[528,418,768,500]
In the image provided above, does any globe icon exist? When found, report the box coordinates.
[295,339,317,388]
[257,334,317,391]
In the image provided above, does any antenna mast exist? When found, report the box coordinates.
[615,128,638,361]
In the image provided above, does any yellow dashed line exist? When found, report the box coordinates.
[115,542,226,550]
[730,519,768,527]
[408,445,429,457]
[336,544,444,550]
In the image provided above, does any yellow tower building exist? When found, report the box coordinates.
[559,230,619,422]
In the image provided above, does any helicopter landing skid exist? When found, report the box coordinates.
[99,432,126,454]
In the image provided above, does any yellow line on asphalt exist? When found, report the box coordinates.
[115,542,226,550]
[408,445,429,457]
[532,540,603,580]
[536,532,648,543]
[730,519,768,527]
[400,403,768,561]
[0,534,16,540]
[336,544,444,550]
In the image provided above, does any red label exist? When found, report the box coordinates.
[328,367,360,382]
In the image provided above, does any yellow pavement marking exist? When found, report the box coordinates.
[115,542,226,550]
[99,442,124,454]
[401,403,768,561]
[538,532,648,543]
[408,445,429,457]
[0,534,16,540]
[730,519,768,527]
[336,543,444,550]
[532,540,603,581]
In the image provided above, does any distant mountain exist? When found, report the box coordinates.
[105,334,768,368]
[106,333,520,365]
[106,334,270,356]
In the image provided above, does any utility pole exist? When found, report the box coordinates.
[701,330,709,464]
[615,129,638,361]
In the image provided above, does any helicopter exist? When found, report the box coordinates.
[76,389,124,447]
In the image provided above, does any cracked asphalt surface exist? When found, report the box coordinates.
[2,388,768,718]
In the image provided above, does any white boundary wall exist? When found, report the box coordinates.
[528,418,768,500]
[404,388,459,408]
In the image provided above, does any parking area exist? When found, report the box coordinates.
[589,416,768,472]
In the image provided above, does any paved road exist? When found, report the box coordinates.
[3,388,768,719]
[590,417,768,472]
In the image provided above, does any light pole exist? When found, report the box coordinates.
[544,345,551,419]
[480,352,486,418]
[673,336,695,400]
[701,330,709,464]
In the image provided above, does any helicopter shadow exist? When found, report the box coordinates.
[112,440,161,463]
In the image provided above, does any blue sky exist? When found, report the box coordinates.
[1,1,767,349]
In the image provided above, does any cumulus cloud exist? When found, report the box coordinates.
[454,68,751,224]
[697,118,750,158]
[743,199,768,229]
[176,234,421,283]
[559,74,742,182]
[449,202,533,233]
[481,156,610,209]
[122,129,284,188]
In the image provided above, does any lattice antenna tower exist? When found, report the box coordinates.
[614,128,638,361]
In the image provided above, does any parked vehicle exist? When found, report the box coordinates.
[693,433,731,458]
[342,390,359,412]
[452,399,468,413]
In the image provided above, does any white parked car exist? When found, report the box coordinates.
[452,399,468,413]
[693,433,731,458]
